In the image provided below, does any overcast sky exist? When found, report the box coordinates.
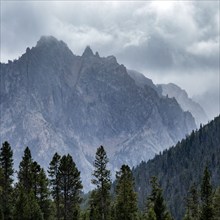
[1,1,219,119]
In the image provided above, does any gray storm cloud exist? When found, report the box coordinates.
[1,1,219,119]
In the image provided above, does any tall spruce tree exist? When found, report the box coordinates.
[146,177,172,220]
[89,190,100,220]
[115,164,138,220]
[32,161,41,197]
[200,167,214,220]
[14,185,43,220]
[48,152,61,220]
[91,145,111,220]
[18,147,33,192]
[0,167,4,220]
[59,154,82,220]
[38,168,51,220]
[15,147,51,219]
[213,187,220,220]
[145,202,156,220]
[0,141,14,219]
[184,183,200,220]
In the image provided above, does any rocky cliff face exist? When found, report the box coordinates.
[128,70,208,127]
[0,36,196,190]
[157,83,208,127]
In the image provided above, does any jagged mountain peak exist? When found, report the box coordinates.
[82,45,94,57]
[18,36,76,68]
[36,35,68,49]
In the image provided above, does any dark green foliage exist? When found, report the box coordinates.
[58,154,83,220]
[18,147,33,192]
[48,152,61,220]
[0,141,14,219]
[213,187,220,219]
[37,168,51,220]
[145,202,156,220]
[14,186,43,220]
[89,190,101,220]
[91,145,111,220]
[32,161,41,197]
[133,116,220,220]
[146,177,172,220]
[184,183,199,220]
[16,147,51,219]
[0,167,4,220]
[200,167,214,220]
[115,164,138,220]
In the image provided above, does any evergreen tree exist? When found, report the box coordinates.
[115,164,138,220]
[89,190,100,220]
[14,185,43,220]
[213,187,220,220]
[184,183,199,220]
[32,161,41,197]
[18,147,33,192]
[17,147,52,219]
[146,177,172,220]
[145,202,156,220]
[38,168,51,220]
[91,146,111,220]
[0,141,14,219]
[59,154,82,220]
[200,167,214,220]
[0,167,4,220]
[48,152,61,220]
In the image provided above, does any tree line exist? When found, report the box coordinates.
[132,115,220,219]
[0,142,219,220]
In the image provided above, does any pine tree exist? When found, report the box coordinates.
[14,185,43,220]
[213,187,220,220]
[0,141,14,219]
[58,154,82,220]
[0,167,4,220]
[18,147,33,192]
[145,202,156,220]
[48,152,61,220]
[184,183,199,220]
[38,168,51,220]
[200,167,214,220]
[32,161,41,197]
[91,145,111,220]
[89,190,100,220]
[146,176,172,220]
[17,147,52,219]
[115,164,138,220]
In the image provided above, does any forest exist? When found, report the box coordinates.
[0,116,220,220]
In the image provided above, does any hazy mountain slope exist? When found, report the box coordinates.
[133,115,220,220]
[0,36,196,190]
[127,69,158,92]
[127,70,208,127]
[158,83,208,127]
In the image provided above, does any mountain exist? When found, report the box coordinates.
[127,70,159,92]
[157,83,208,127]
[133,115,220,220]
[127,70,208,127]
[0,36,196,190]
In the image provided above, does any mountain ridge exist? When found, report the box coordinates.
[133,115,220,219]
[0,36,196,190]
[127,70,208,127]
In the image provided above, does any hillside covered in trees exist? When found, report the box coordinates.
[0,116,219,219]
[133,115,220,219]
